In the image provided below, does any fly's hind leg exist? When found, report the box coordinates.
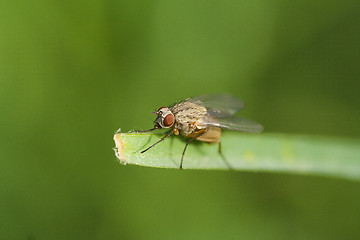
[218,141,233,170]
[180,130,206,170]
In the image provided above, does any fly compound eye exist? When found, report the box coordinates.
[155,106,174,128]
[163,113,175,127]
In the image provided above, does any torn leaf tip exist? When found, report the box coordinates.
[113,134,128,164]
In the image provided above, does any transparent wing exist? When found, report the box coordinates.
[187,94,244,118]
[204,116,264,133]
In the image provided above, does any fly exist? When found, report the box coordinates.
[135,94,263,169]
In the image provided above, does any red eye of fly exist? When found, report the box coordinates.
[163,114,174,127]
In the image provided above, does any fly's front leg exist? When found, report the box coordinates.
[132,126,159,133]
[141,130,173,153]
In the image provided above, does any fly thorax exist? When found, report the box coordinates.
[170,101,207,136]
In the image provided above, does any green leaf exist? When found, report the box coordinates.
[113,132,360,181]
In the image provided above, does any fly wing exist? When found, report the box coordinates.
[187,94,245,118]
[204,116,264,133]
[186,94,263,132]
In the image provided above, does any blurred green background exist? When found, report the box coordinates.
[1,0,360,239]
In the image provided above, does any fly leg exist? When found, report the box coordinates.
[133,126,159,133]
[141,130,173,153]
[132,126,162,153]
[180,130,206,170]
[218,141,233,170]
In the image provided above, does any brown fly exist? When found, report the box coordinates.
[135,94,263,169]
